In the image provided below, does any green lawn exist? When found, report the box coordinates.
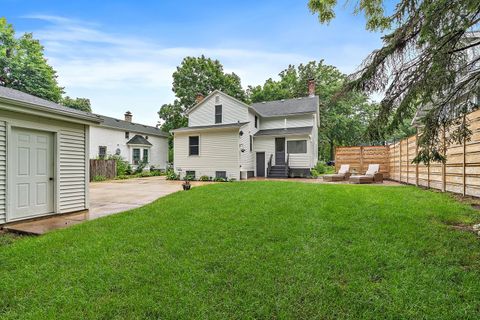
[1,182,480,319]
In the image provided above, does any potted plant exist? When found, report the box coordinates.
[182,176,191,190]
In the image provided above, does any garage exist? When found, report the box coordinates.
[0,86,101,224]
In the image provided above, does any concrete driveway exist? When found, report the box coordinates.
[89,176,207,219]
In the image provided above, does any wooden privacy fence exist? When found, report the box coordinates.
[90,159,116,181]
[335,146,390,178]
[335,109,480,197]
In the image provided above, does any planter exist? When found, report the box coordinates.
[182,182,191,191]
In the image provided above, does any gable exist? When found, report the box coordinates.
[188,91,250,127]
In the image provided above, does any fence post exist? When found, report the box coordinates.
[399,139,402,182]
[463,114,466,196]
[360,146,364,174]
[415,130,419,186]
[442,127,446,192]
[406,137,409,184]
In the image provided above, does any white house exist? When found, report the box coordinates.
[0,86,101,225]
[90,112,169,170]
[171,80,319,180]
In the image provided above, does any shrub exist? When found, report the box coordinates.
[166,169,179,180]
[229,178,237,182]
[116,175,130,180]
[199,175,211,181]
[92,175,107,182]
[108,155,131,176]
[138,171,152,178]
[310,169,319,178]
[134,160,147,174]
[314,162,327,174]
[150,170,163,176]
[213,177,228,182]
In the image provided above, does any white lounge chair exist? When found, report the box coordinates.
[349,164,382,184]
[323,164,351,182]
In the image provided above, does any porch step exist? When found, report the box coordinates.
[268,166,288,178]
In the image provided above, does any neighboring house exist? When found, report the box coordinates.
[89,111,169,170]
[0,86,101,225]
[171,80,319,180]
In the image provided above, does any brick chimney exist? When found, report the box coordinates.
[124,111,132,122]
[307,79,316,97]
[195,93,205,104]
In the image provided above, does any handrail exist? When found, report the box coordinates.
[267,154,273,177]
[285,153,289,177]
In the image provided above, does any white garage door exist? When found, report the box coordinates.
[9,127,54,220]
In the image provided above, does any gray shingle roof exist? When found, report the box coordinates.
[0,86,101,122]
[254,126,313,137]
[171,122,249,133]
[252,96,319,117]
[98,114,169,137]
[127,135,152,146]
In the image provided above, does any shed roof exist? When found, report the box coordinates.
[98,114,169,137]
[252,96,319,117]
[171,122,248,133]
[0,86,101,123]
[254,126,313,137]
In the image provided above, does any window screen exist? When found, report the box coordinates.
[215,171,227,179]
[215,105,222,124]
[143,149,149,163]
[99,146,107,159]
[189,136,199,155]
[287,140,307,154]
[133,148,141,164]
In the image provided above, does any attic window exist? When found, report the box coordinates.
[215,105,222,124]
[255,115,258,128]
[125,132,130,139]
[145,136,149,140]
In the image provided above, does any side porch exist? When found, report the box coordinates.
[253,126,316,178]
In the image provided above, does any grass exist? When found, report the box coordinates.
[1,182,480,319]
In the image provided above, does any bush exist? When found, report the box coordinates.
[229,178,237,182]
[108,155,131,176]
[92,175,107,182]
[149,170,163,176]
[213,177,228,182]
[310,169,319,178]
[116,175,130,180]
[138,171,152,178]
[166,169,179,180]
[199,175,211,181]
[314,162,327,174]
[134,160,147,174]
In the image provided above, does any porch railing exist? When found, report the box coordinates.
[285,153,290,177]
[267,154,273,177]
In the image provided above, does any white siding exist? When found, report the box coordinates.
[189,93,249,127]
[58,127,87,213]
[1,109,90,222]
[238,111,260,176]
[90,126,168,169]
[0,121,6,224]
[174,129,240,180]
[253,133,315,169]
[260,114,314,130]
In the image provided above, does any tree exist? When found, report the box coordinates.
[0,18,63,102]
[308,0,480,163]
[158,55,247,132]
[248,61,377,160]
[60,96,91,112]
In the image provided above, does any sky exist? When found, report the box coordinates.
[2,0,389,126]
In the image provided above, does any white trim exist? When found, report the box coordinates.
[84,125,90,209]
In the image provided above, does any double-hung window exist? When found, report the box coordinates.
[143,149,149,163]
[287,140,307,154]
[250,135,253,152]
[189,136,199,156]
[99,146,107,159]
[254,115,258,128]
[133,148,141,164]
[215,105,222,124]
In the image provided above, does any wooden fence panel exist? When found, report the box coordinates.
[90,159,116,181]
[334,109,480,198]
[335,146,390,178]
